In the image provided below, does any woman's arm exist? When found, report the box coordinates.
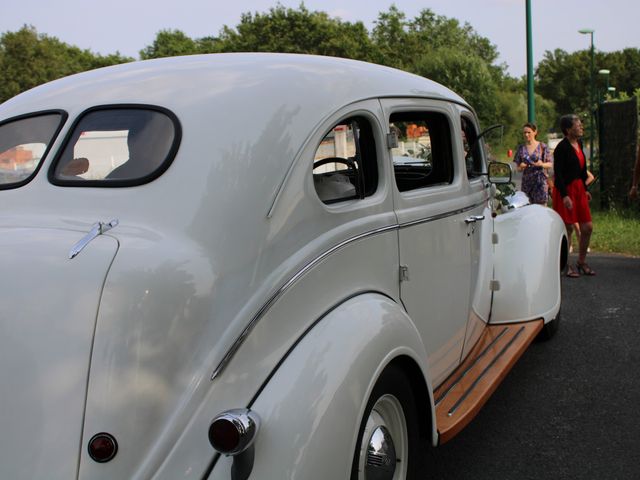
[537,143,553,169]
[553,141,569,198]
[513,145,528,171]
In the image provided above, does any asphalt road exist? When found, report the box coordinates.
[422,254,640,479]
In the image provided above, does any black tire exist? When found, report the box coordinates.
[538,309,561,341]
[538,249,563,341]
[350,364,420,480]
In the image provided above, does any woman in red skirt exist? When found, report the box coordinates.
[552,114,595,277]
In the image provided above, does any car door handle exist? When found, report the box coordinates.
[464,215,485,224]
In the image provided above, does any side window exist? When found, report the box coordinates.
[0,112,65,189]
[461,116,484,179]
[390,112,453,192]
[313,116,377,204]
[50,106,180,186]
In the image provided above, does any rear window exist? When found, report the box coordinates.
[50,106,180,186]
[0,112,65,189]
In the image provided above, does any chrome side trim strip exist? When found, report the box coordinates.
[399,201,485,230]
[211,224,397,380]
[447,326,525,416]
[211,198,488,380]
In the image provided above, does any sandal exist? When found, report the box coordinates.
[576,262,596,276]
[566,265,580,278]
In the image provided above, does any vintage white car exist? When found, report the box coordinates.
[0,53,567,480]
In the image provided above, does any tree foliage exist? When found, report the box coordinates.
[216,4,374,60]
[536,47,640,117]
[140,30,199,59]
[0,25,132,103]
[3,6,640,151]
[371,6,500,70]
[367,6,515,141]
[139,29,225,59]
[133,4,519,134]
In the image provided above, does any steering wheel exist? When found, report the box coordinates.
[313,157,358,171]
[313,157,362,199]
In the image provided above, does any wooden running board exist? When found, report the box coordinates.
[434,320,543,444]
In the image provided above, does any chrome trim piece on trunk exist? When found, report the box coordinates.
[69,219,119,259]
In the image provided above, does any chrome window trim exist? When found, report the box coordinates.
[211,199,488,380]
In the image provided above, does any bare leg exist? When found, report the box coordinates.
[578,221,593,264]
[566,223,574,252]
[563,223,581,276]
[573,222,581,252]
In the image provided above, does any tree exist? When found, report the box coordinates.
[16,6,618,144]
[369,7,508,130]
[413,47,499,127]
[600,48,640,100]
[140,30,200,59]
[407,8,500,65]
[369,5,410,68]
[0,25,131,103]
[139,29,227,59]
[216,4,374,61]
[536,47,640,119]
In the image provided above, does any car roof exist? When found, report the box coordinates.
[0,53,469,119]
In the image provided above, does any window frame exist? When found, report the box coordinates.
[48,104,182,188]
[461,114,485,180]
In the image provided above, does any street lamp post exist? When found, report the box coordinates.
[579,28,595,171]
[598,69,610,102]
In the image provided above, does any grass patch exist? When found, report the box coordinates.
[590,209,640,257]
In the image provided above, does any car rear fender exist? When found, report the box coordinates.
[208,292,434,480]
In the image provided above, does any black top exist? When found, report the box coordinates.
[553,137,588,198]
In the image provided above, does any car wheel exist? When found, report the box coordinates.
[539,309,561,340]
[351,364,419,480]
[539,256,563,341]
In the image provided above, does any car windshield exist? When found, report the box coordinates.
[0,113,64,188]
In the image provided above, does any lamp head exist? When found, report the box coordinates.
[578,28,594,34]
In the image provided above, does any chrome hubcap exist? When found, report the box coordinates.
[358,394,408,480]
[365,425,397,479]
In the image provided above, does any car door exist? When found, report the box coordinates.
[381,99,474,386]
[459,111,494,360]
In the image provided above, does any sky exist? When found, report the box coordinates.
[2,0,639,78]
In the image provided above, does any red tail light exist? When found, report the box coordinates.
[88,432,118,463]
[208,409,260,456]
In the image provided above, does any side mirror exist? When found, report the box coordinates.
[488,161,512,184]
